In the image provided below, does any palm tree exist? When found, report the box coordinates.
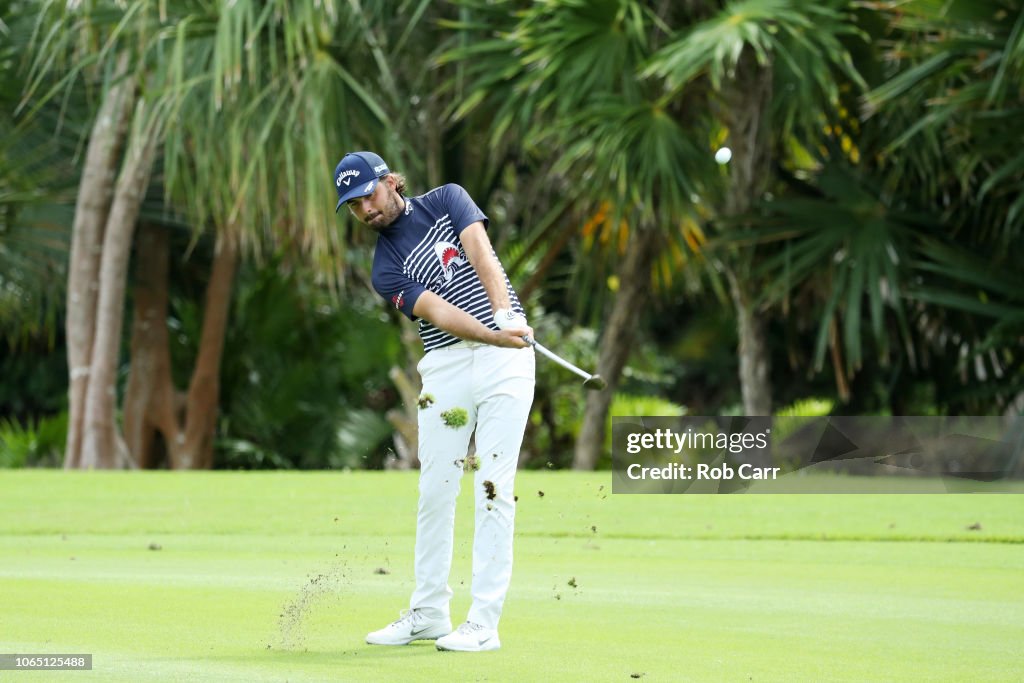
[0,15,76,350]
[444,0,868,467]
[19,0,397,468]
[722,0,1023,415]
[859,0,1024,411]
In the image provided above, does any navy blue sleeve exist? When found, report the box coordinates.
[439,184,489,235]
[372,258,426,321]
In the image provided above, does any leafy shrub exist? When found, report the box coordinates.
[206,263,401,469]
[0,411,67,467]
[775,398,834,418]
[523,316,599,468]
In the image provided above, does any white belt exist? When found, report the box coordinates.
[446,340,485,350]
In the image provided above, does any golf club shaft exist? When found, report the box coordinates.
[528,339,593,382]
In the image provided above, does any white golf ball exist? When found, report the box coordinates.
[715,147,732,165]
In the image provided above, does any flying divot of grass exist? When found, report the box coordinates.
[440,407,468,428]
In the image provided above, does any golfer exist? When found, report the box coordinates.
[333,151,535,652]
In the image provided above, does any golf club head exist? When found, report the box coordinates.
[582,374,607,391]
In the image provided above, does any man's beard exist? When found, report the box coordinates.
[367,191,403,231]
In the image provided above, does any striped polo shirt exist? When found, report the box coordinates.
[371,184,525,352]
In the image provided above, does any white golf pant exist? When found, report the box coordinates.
[410,342,535,630]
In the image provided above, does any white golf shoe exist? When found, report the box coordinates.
[365,609,451,645]
[435,621,501,652]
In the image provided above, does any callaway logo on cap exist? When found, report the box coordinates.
[333,151,391,212]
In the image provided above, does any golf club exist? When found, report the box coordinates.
[524,337,606,391]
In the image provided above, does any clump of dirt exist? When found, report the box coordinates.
[486,503,494,511]
[417,393,435,410]
[441,407,469,428]
[277,561,349,650]
[147,542,162,551]
[537,490,545,498]
[567,577,577,588]
[591,525,597,533]
[967,522,982,531]
[514,495,519,502]
[483,480,496,500]
[464,454,480,472]
[374,567,390,575]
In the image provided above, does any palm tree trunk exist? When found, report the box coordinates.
[124,228,238,470]
[64,56,134,469]
[124,223,177,468]
[80,110,159,469]
[728,272,772,415]
[721,49,774,416]
[573,227,660,469]
[173,235,238,470]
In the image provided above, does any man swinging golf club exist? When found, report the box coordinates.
[333,151,534,652]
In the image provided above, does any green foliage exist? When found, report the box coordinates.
[749,162,920,374]
[0,418,30,468]
[775,397,835,418]
[0,339,67,418]
[334,409,398,470]
[440,0,654,143]
[645,0,865,140]
[19,0,437,285]
[524,312,601,468]
[863,0,1024,246]
[214,437,294,471]
[734,1,1024,412]
[0,2,78,348]
[767,397,837,451]
[175,260,402,470]
[3,0,1022,475]
[524,304,688,469]
[0,412,67,468]
[611,393,687,419]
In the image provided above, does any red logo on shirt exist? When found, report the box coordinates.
[434,242,467,282]
[391,291,405,309]
[440,246,459,269]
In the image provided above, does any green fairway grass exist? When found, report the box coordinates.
[1,471,1022,682]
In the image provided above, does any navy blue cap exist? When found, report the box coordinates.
[333,151,391,212]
